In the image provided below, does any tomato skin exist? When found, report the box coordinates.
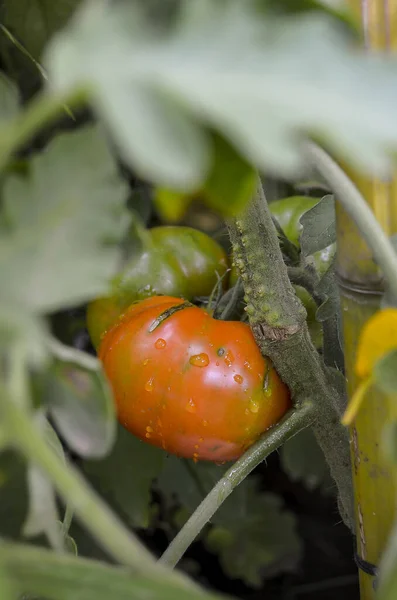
[87,226,228,349]
[99,296,290,462]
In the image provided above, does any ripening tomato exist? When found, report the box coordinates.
[99,296,290,462]
[87,226,228,348]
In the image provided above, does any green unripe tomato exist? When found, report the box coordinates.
[87,226,228,348]
[270,196,336,275]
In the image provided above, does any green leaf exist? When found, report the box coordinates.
[0,125,129,313]
[315,257,339,322]
[0,72,19,122]
[207,478,302,588]
[47,1,397,192]
[280,427,333,493]
[373,349,397,395]
[44,341,116,459]
[82,426,164,528]
[0,542,222,600]
[300,195,336,256]
[0,0,81,59]
[22,416,64,551]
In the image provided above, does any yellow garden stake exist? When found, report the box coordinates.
[337,3,397,599]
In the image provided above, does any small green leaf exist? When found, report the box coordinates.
[280,427,333,493]
[0,542,222,600]
[374,349,397,395]
[44,341,116,459]
[82,426,164,528]
[207,478,302,587]
[22,416,64,551]
[300,195,336,256]
[0,125,129,313]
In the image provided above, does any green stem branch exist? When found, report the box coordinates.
[0,388,195,590]
[305,142,397,299]
[160,402,315,568]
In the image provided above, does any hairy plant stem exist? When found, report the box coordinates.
[305,142,397,298]
[0,385,198,591]
[228,181,354,529]
[160,402,315,568]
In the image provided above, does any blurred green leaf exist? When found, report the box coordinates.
[82,426,164,528]
[45,341,116,459]
[0,71,19,122]
[0,308,48,367]
[22,416,64,551]
[0,125,129,314]
[0,0,81,59]
[47,1,397,193]
[374,349,397,395]
[300,195,336,256]
[280,427,334,493]
[207,478,302,588]
[0,542,223,600]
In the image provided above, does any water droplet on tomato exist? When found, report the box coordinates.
[199,437,204,443]
[186,398,196,413]
[146,426,153,433]
[143,358,150,366]
[224,350,234,367]
[244,360,252,371]
[189,353,209,368]
[193,452,199,463]
[194,444,199,450]
[216,361,220,366]
[245,408,250,415]
[202,420,208,427]
[249,399,260,413]
[145,432,151,439]
[155,338,166,349]
[233,374,244,384]
[145,377,154,392]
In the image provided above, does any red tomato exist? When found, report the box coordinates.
[99,296,290,462]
